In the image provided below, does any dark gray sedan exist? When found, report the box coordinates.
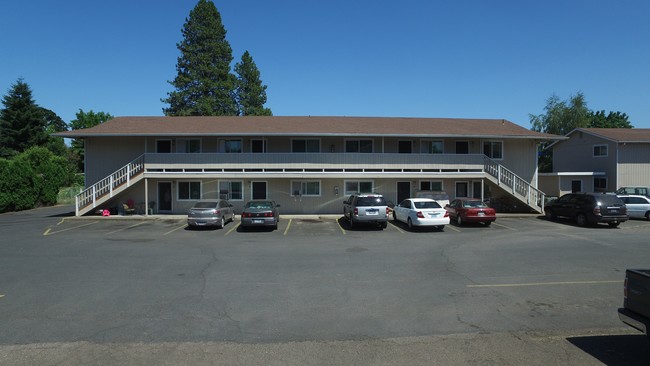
[240,200,280,230]
[187,200,235,229]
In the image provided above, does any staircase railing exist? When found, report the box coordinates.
[484,157,545,212]
[75,155,145,216]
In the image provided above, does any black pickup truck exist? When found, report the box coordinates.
[618,269,650,337]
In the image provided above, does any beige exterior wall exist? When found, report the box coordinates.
[85,136,146,186]
[617,143,650,188]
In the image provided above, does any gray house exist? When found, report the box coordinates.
[56,116,561,216]
[540,128,650,197]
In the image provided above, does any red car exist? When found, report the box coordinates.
[445,199,496,226]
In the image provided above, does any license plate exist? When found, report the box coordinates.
[366,209,378,215]
[253,219,264,224]
[428,213,439,217]
[478,212,485,216]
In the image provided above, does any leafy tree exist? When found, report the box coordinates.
[41,107,69,156]
[235,51,272,116]
[0,79,48,158]
[15,147,67,206]
[69,109,113,171]
[530,92,591,136]
[589,110,633,128]
[0,158,36,212]
[162,0,237,116]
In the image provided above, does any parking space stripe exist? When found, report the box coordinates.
[283,219,292,235]
[445,225,461,232]
[224,222,240,236]
[105,221,149,235]
[388,221,405,234]
[467,280,620,288]
[336,219,346,235]
[0,294,4,299]
[43,221,99,236]
[163,223,188,236]
[491,221,517,230]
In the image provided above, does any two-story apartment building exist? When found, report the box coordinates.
[539,128,650,197]
[56,116,562,216]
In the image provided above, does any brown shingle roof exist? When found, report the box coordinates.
[576,128,650,142]
[55,116,561,140]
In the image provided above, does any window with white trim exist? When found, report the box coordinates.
[291,181,321,197]
[292,139,320,152]
[218,181,243,201]
[345,139,373,153]
[177,139,201,153]
[344,180,373,195]
[420,181,443,191]
[593,144,608,157]
[178,181,201,200]
[422,140,444,154]
[483,141,503,159]
[218,139,242,153]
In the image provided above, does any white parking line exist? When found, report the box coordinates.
[284,219,292,235]
[105,221,149,235]
[224,222,240,236]
[336,219,346,235]
[467,280,620,288]
[43,221,99,236]
[163,223,188,236]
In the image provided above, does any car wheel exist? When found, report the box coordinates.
[608,222,620,228]
[407,218,414,230]
[484,221,492,226]
[393,211,397,221]
[646,212,650,221]
[545,209,556,220]
[436,225,444,231]
[219,217,225,229]
[457,215,463,226]
[576,213,587,227]
[380,222,387,229]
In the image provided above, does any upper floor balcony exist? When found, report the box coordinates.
[143,152,487,176]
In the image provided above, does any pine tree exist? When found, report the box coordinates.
[162,0,237,116]
[235,51,272,116]
[0,79,47,158]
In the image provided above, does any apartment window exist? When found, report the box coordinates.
[345,139,373,153]
[344,180,373,195]
[420,181,443,191]
[219,139,242,153]
[594,177,607,192]
[219,181,243,201]
[177,139,201,153]
[593,144,608,157]
[291,181,321,197]
[398,141,412,154]
[483,141,503,159]
[178,181,201,200]
[455,141,469,154]
[292,139,320,152]
[422,141,443,154]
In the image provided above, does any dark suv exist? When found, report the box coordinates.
[544,193,628,228]
[343,193,389,229]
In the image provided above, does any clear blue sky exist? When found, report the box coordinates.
[1,0,649,129]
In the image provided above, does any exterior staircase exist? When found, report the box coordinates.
[483,157,545,213]
[75,155,145,216]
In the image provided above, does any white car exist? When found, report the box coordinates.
[392,198,450,230]
[618,195,650,220]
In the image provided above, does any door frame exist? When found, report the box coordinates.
[157,181,173,213]
[251,181,268,200]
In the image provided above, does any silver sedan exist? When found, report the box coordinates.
[187,200,235,228]
[618,195,650,220]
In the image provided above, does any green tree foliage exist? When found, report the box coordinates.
[41,107,69,156]
[235,51,272,116]
[0,79,48,158]
[69,109,113,171]
[163,0,237,116]
[0,147,73,213]
[589,110,633,128]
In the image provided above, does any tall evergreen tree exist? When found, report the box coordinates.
[0,79,48,158]
[162,0,237,116]
[235,51,272,116]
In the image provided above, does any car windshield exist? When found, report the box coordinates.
[462,200,487,208]
[356,197,387,206]
[246,201,272,209]
[414,201,441,209]
[193,202,217,209]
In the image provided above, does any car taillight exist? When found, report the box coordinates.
[417,211,425,218]
[354,208,358,215]
[444,211,449,217]
[242,212,251,218]
[593,207,601,216]
[386,208,390,216]
[264,212,273,217]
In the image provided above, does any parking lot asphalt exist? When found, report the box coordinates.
[1,205,649,365]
